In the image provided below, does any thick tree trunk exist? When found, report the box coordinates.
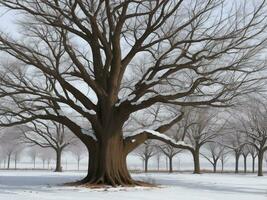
[79,134,138,186]
[55,149,62,172]
[235,152,240,173]
[192,147,200,174]
[258,151,264,176]
[169,156,173,173]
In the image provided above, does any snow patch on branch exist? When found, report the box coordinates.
[124,129,192,148]
[115,94,136,107]
[81,128,97,141]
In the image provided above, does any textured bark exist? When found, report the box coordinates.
[192,147,201,174]
[79,133,139,186]
[55,149,63,172]
[258,151,264,176]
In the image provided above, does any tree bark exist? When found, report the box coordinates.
[252,156,256,173]
[169,156,173,173]
[243,155,247,173]
[235,152,240,173]
[79,133,138,186]
[213,161,217,173]
[144,158,148,173]
[258,151,264,176]
[55,149,63,172]
[192,147,201,174]
[7,154,11,169]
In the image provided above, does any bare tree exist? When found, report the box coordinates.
[68,141,87,171]
[0,0,267,185]
[247,145,258,173]
[13,147,23,169]
[240,102,267,176]
[39,148,54,170]
[201,142,225,173]
[183,108,224,173]
[158,144,182,173]
[224,128,245,173]
[28,147,39,169]
[218,147,230,173]
[135,141,156,173]
[241,145,250,173]
[154,151,162,171]
[21,121,78,172]
[0,127,22,169]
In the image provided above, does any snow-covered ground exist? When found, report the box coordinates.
[0,170,266,200]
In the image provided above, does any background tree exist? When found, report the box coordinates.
[0,0,267,186]
[201,142,224,173]
[28,147,39,169]
[240,102,267,176]
[183,108,223,173]
[69,141,87,171]
[39,148,54,170]
[241,145,250,173]
[224,129,245,173]
[158,144,183,173]
[247,145,258,173]
[135,141,156,173]
[21,121,78,172]
[0,127,22,169]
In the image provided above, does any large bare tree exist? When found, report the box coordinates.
[0,0,266,185]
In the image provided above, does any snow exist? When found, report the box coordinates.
[0,170,266,200]
[125,129,192,148]
[115,94,136,107]
[81,128,97,141]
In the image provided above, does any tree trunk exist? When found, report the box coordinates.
[213,161,217,173]
[144,158,148,173]
[258,151,264,176]
[252,156,255,173]
[77,159,80,171]
[7,154,11,169]
[221,159,224,173]
[243,155,247,173]
[157,155,160,171]
[235,152,240,173]
[79,134,137,186]
[55,149,62,172]
[169,156,173,173]
[33,157,36,169]
[192,148,201,174]
[42,160,45,169]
